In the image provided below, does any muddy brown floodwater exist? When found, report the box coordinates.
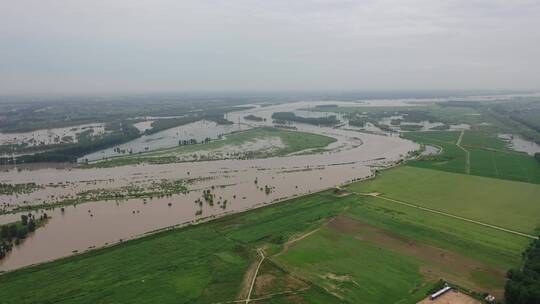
[0,101,418,271]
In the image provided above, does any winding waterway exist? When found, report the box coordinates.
[0,101,418,271]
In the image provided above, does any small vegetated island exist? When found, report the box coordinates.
[90,127,336,167]
[1,213,48,260]
[271,111,339,126]
[244,114,265,122]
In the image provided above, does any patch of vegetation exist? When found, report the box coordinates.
[491,100,540,144]
[144,116,201,135]
[244,114,264,122]
[0,183,42,195]
[5,180,188,215]
[399,124,423,131]
[430,124,450,130]
[1,214,48,260]
[271,112,339,126]
[505,238,540,304]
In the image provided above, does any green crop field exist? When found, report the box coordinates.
[1,165,535,303]
[347,166,540,234]
[403,131,468,174]
[92,127,336,167]
[461,130,508,150]
[403,130,540,183]
[275,226,428,303]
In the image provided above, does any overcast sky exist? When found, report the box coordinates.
[1,0,539,95]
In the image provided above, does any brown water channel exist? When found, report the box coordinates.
[0,101,418,271]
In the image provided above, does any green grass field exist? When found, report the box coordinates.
[403,130,540,183]
[461,130,509,150]
[1,165,535,303]
[274,226,429,303]
[92,127,336,167]
[403,131,467,174]
[347,166,540,234]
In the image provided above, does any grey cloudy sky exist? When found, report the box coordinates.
[1,0,539,94]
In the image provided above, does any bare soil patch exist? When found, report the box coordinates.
[417,290,480,304]
[328,215,505,297]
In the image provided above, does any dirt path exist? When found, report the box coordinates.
[277,225,327,257]
[245,248,265,304]
[235,218,339,303]
[352,192,537,240]
[456,130,470,174]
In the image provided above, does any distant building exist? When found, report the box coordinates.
[430,286,452,300]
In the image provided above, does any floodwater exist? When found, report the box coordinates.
[0,123,106,157]
[499,134,540,156]
[0,101,418,271]
[420,145,441,156]
[80,120,248,162]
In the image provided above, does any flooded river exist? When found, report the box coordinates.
[0,101,418,271]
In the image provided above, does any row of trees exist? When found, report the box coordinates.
[179,137,213,146]
[271,112,339,126]
[244,115,264,122]
[0,213,47,259]
[0,122,140,164]
[505,237,540,303]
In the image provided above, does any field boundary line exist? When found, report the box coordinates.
[351,191,537,240]
[456,130,470,174]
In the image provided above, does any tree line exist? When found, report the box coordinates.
[0,213,47,260]
[505,237,540,303]
[0,122,140,165]
[271,112,339,126]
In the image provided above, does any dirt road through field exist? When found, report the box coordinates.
[456,130,470,174]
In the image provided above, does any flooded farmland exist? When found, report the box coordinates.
[0,123,107,157]
[499,134,540,156]
[0,101,418,271]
